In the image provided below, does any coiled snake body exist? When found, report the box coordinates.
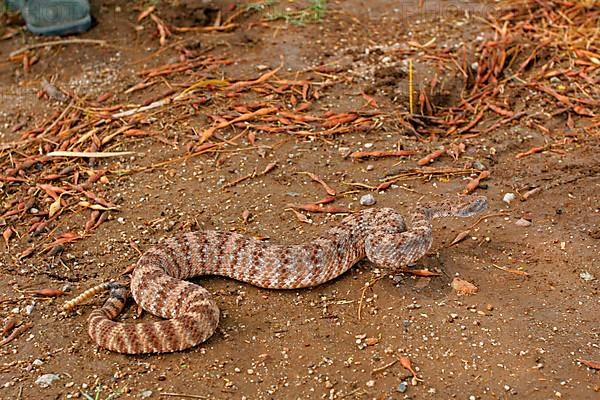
[65,195,487,354]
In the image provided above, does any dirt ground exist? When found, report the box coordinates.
[0,0,599,399]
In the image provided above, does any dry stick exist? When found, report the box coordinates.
[0,323,32,347]
[160,393,208,399]
[372,359,399,375]
[298,172,336,196]
[222,170,256,189]
[46,151,135,158]
[491,264,530,277]
[351,150,416,159]
[357,277,383,321]
[466,212,508,231]
[199,107,278,144]
[408,59,414,114]
[9,39,108,58]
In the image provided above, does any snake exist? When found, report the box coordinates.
[63,195,488,354]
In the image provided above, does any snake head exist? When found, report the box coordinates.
[454,195,488,217]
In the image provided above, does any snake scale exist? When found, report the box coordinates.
[64,195,487,354]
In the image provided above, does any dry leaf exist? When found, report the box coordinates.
[578,359,600,370]
[27,288,65,297]
[48,197,61,217]
[451,277,479,295]
[449,230,471,246]
[399,356,417,376]
[288,209,312,224]
[2,227,13,247]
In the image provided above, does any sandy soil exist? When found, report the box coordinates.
[0,1,598,399]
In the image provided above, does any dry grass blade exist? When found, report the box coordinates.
[46,151,135,158]
[491,264,530,277]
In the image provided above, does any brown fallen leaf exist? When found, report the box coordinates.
[399,356,417,377]
[449,229,471,246]
[287,208,312,224]
[241,210,251,224]
[1,316,16,336]
[451,277,479,295]
[417,148,445,166]
[26,288,65,297]
[515,146,545,159]
[301,172,336,196]
[2,227,13,247]
[463,170,490,194]
[578,359,600,370]
[0,322,32,347]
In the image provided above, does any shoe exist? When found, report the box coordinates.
[6,0,92,36]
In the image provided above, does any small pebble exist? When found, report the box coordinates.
[515,218,532,227]
[579,272,595,282]
[365,380,375,387]
[366,164,374,171]
[503,193,516,204]
[360,194,376,206]
[140,390,153,398]
[25,303,35,315]
[35,374,60,388]
[397,381,408,393]
[472,161,486,170]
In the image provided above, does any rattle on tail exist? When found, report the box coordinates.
[64,195,487,354]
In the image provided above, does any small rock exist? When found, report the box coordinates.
[117,217,125,224]
[365,337,379,346]
[360,194,376,206]
[451,277,479,295]
[32,359,44,367]
[366,164,374,171]
[472,160,486,170]
[397,381,408,393]
[35,374,59,388]
[515,218,532,227]
[25,303,35,315]
[364,143,373,148]
[140,389,153,398]
[365,379,375,387]
[580,272,595,282]
[503,193,516,204]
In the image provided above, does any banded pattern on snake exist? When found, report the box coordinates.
[64,195,487,354]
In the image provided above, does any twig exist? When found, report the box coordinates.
[357,276,383,320]
[46,151,135,158]
[160,393,208,399]
[371,359,398,375]
[0,322,32,347]
[9,39,108,58]
[491,264,530,277]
